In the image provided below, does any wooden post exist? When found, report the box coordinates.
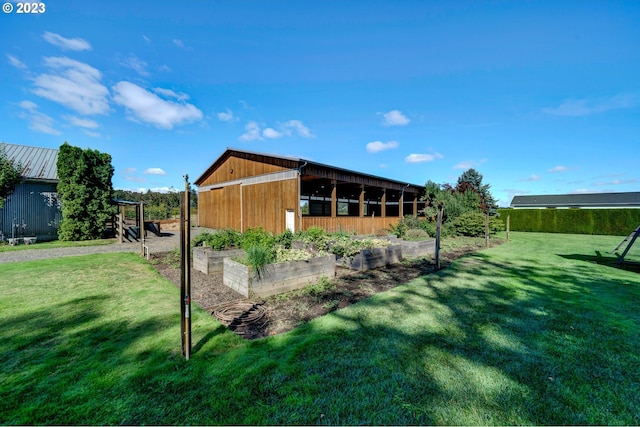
[140,202,145,256]
[485,212,489,248]
[506,215,510,241]
[180,175,192,360]
[117,211,123,243]
[435,206,443,270]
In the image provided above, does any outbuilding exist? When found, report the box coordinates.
[510,192,640,209]
[195,148,426,235]
[0,143,61,242]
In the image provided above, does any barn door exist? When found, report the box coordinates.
[285,209,295,233]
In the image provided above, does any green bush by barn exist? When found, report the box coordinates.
[497,208,640,236]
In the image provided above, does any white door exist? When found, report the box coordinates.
[285,209,295,233]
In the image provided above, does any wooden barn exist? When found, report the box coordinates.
[195,148,426,235]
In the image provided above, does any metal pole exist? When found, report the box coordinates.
[180,175,192,360]
[506,215,510,241]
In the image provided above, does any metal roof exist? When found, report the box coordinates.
[194,147,425,192]
[1,142,59,182]
[510,192,640,208]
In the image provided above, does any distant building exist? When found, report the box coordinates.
[0,143,61,242]
[510,192,640,209]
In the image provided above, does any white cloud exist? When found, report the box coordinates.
[144,168,167,175]
[112,81,203,129]
[280,120,314,138]
[7,54,27,69]
[120,54,149,77]
[153,87,189,101]
[33,56,109,115]
[19,100,38,111]
[18,100,61,135]
[519,174,541,182]
[83,130,100,138]
[366,140,398,153]
[143,35,151,43]
[453,159,488,170]
[381,109,410,127]
[405,152,443,163]
[239,119,314,141]
[239,121,263,142]
[263,127,283,139]
[593,179,638,187]
[239,100,254,110]
[43,31,91,51]
[64,115,99,129]
[548,165,568,173]
[542,94,637,117]
[122,167,137,174]
[173,39,185,48]
[217,109,237,122]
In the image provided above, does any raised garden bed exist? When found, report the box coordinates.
[336,244,403,271]
[223,254,336,298]
[193,246,246,274]
[399,238,436,258]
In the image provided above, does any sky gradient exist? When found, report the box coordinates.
[2,0,639,206]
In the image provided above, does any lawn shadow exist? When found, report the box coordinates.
[559,252,640,273]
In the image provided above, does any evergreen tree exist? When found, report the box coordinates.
[455,168,497,211]
[57,142,115,241]
[0,145,22,210]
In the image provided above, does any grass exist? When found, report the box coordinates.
[1,232,639,424]
[0,238,116,252]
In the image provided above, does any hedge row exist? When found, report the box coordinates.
[496,208,640,236]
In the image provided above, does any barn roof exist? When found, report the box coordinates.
[510,192,640,208]
[195,147,425,193]
[1,142,59,182]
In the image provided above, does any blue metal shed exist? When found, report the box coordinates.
[1,143,61,242]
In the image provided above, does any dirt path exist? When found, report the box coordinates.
[0,227,209,264]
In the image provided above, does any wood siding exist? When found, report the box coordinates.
[302,216,401,235]
[198,184,241,230]
[242,179,299,233]
[198,178,299,234]
[198,156,289,187]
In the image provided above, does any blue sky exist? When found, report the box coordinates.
[2,1,639,206]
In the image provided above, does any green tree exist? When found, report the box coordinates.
[422,180,480,222]
[57,142,115,241]
[0,145,22,210]
[455,168,497,211]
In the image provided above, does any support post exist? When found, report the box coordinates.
[140,202,145,256]
[485,212,489,248]
[435,206,443,270]
[180,175,192,360]
[506,215,510,241]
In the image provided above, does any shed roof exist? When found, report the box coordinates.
[1,142,58,182]
[195,147,425,194]
[510,192,640,208]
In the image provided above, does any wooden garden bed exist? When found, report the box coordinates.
[222,255,336,298]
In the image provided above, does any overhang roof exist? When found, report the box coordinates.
[1,142,58,182]
[510,192,640,208]
[195,148,425,194]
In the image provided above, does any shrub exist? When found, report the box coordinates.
[405,228,430,241]
[273,229,294,249]
[192,229,241,250]
[451,213,505,237]
[240,227,274,250]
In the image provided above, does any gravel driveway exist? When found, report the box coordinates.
[0,227,209,264]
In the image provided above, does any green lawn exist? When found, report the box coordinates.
[1,232,639,425]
